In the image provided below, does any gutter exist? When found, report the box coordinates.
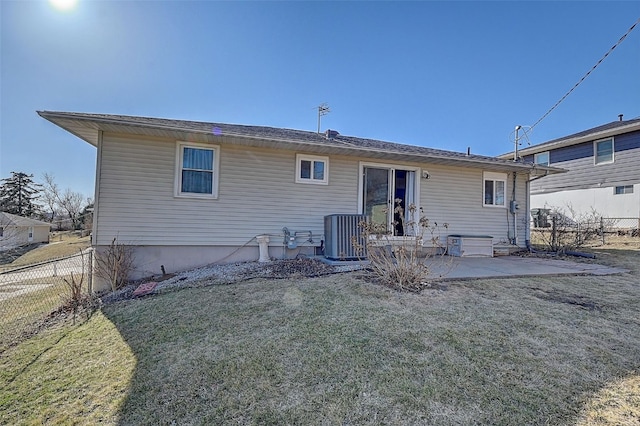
[38,110,543,173]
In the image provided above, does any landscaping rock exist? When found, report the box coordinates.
[100,258,365,304]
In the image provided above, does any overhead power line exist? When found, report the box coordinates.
[530,16,640,132]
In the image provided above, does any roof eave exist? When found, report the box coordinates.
[499,121,640,158]
[38,110,557,173]
[38,111,101,147]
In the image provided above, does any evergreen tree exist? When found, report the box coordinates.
[0,172,43,217]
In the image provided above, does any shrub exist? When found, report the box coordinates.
[93,237,134,291]
[532,205,614,251]
[354,201,451,292]
[61,251,99,324]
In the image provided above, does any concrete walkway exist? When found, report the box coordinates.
[428,255,628,280]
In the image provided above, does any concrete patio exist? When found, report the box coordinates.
[427,255,628,280]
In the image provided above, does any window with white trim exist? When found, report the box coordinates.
[295,154,328,185]
[614,185,633,195]
[534,151,550,166]
[483,172,506,207]
[175,142,220,198]
[594,138,614,164]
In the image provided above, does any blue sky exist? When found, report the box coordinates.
[1,1,639,198]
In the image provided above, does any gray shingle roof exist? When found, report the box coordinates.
[500,117,640,157]
[37,110,560,173]
[542,117,640,145]
[0,212,51,228]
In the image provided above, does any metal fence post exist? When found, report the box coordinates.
[600,217,605,245]
[551,215,557,251]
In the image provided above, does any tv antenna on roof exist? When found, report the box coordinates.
[317,103,330,133]
[510,125,532,161]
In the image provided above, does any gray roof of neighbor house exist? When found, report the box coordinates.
[38,110,563,175]
[0,212,51,228]
[498,117,640,159]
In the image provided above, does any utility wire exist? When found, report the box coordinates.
[530,17,640,132]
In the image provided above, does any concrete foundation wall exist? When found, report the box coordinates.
[91,243,317,291]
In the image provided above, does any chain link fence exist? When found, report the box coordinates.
[0,250,93,352]
[603,217,640,236]
[530,216,640,250]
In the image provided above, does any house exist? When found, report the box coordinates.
[498,117,640,223]
[38,111,560,288]
[0,212,51,250]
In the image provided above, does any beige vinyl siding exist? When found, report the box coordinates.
[356,161,528,245]
[0,225,49,248]
[96,133,530,247]
[420,165,527,244]
[31,226,50,244]
[531,147,640,194]
[96,134,358,246]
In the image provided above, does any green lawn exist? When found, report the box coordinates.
[1,248,639,425]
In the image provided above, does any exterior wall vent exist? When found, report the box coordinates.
[325,129,340,140]
[324,214,367,260]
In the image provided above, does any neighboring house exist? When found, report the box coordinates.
[0,212,51,250]
[499,117,640,221]
[38,111,560,288]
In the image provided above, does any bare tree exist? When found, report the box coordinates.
[60,189,85,230]
[81,199,94,233]
[41,173,60,223]
[41,173,89,230]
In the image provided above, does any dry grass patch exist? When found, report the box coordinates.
[0,311,136,425]
[577,374,640,425]
[103,256,639,424]
[1,247,639,424]
[5,233,90,269]
[0,280,68,352]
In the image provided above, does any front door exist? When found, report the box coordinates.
[362,166,417,235]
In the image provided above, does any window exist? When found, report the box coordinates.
[615,185,634,195]
[175,142,220,198]
[594,138,614,164]
[296,154,328,185]
[534,151,550,166]
[483,172,506,207]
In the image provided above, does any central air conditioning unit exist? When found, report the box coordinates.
[324,214,367,260]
